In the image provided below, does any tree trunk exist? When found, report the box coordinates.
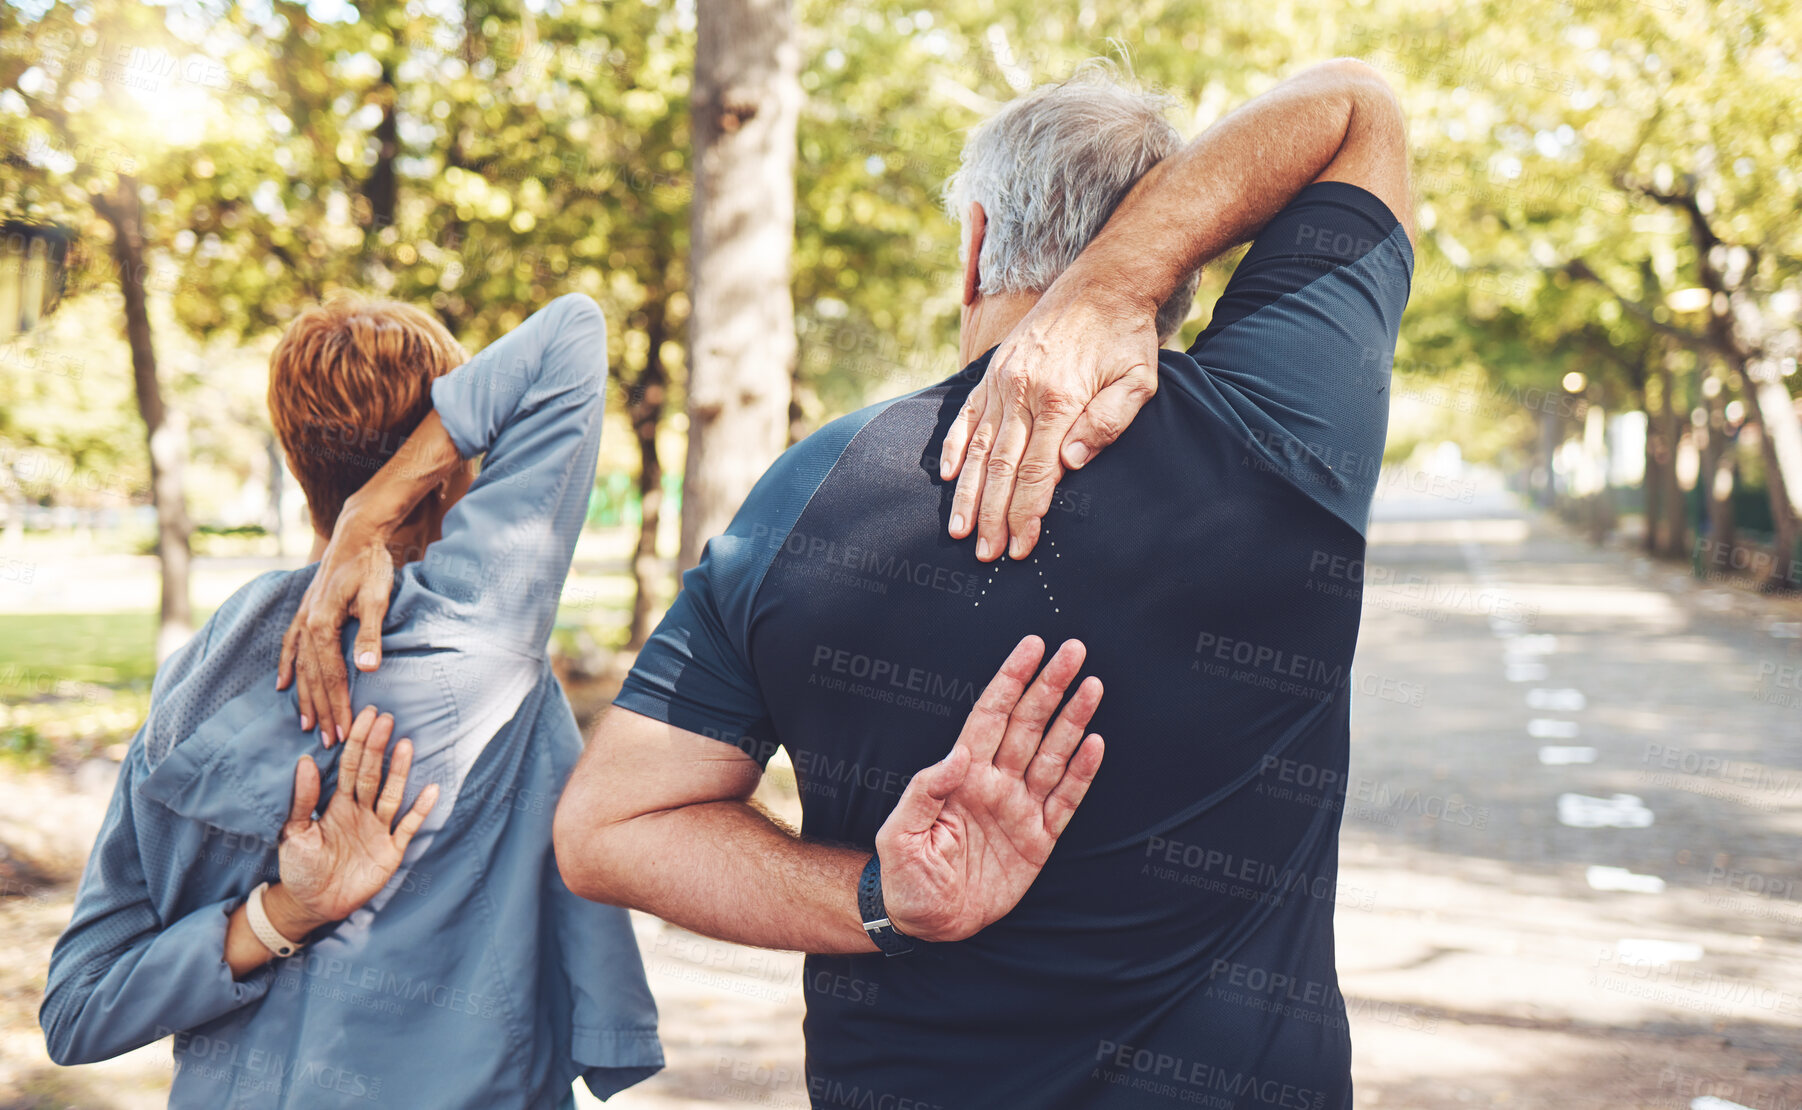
[93,176,193,660]
[1648,361,1688,559]
[1745,370,1802,590]
[365,61,400,235]
[679,0,799,571]
[627,299,671,648]
[1698,382,1736,563]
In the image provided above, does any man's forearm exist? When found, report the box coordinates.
[341,411,467,534]
[560,801,880,955]
[1068,59,1405,313]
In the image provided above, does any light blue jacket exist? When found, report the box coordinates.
[41,294,663,1108]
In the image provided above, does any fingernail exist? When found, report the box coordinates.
[976,538,992,560]
[357,651,377,669]
[1009,536,1024,559]
[950,513,965,535]
[1065,442,1088,467]
[300,714,311,731]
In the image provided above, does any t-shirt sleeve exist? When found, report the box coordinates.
[612,404,890,768]
[612,536,781,766]
[1185,180,1414,536]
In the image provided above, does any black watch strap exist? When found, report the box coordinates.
[858,854,915,957]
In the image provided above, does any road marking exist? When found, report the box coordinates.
[1558,793,1653,828]
[1506,662,1550,682]
[1615,938,1703,964]
[1538,746,1597,765]
[1586,866,1666,894]
[1528,688,1587,712]
[1504,634,1558,656]
[1529,719,1581,738]
[1692,1097,1764,1110]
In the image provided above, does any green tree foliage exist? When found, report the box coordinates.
[5,0,1799,607]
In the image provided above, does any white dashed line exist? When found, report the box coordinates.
[1557,793,1653,828]
[1538,746,1598,765]
[1586,866,1666,894]
[1527,688,1587,712]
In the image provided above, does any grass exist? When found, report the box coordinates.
[0,613,163,687]
[0,613,164,768]
[0,580,643,769]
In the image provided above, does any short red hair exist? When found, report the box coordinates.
[267,297,467,531]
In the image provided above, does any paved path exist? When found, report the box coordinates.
[5,483,1800,1109]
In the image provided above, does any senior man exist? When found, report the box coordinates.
[553,57,1413,1109]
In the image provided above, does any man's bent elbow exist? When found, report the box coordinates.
[552,793,623,904]
[1314,58,1395,97]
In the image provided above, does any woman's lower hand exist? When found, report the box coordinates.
[275,705,440,933]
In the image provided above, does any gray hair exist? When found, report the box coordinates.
[944,63,1201,342]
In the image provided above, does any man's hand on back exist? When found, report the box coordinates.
[941,279,1160,563]
[876,635,1105,943]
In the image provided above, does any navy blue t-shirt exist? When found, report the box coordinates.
[616,182,1413,1110]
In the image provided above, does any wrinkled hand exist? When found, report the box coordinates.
[940,280,1160,562]
[874,636,1104,943]
[275,706,439,934]
[277,500,396,746]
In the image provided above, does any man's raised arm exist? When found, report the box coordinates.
[944,58,1414,561]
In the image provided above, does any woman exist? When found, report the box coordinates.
[42,293,663,1107]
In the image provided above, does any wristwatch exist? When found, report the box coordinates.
[857,854,915,957]
[245,881,308,958]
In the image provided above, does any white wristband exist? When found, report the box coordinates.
[246,881,306,958]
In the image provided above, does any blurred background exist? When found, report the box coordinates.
[1,0,1799,1107]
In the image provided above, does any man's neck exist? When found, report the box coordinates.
[959,291,1042,366]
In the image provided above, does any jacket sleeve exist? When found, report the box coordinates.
[39,752,275,1065]
[409,292,609,659]
[551,871,664,1099]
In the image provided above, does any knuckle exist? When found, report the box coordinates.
[984,456,1016,481]
[1014,458,1059,488]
